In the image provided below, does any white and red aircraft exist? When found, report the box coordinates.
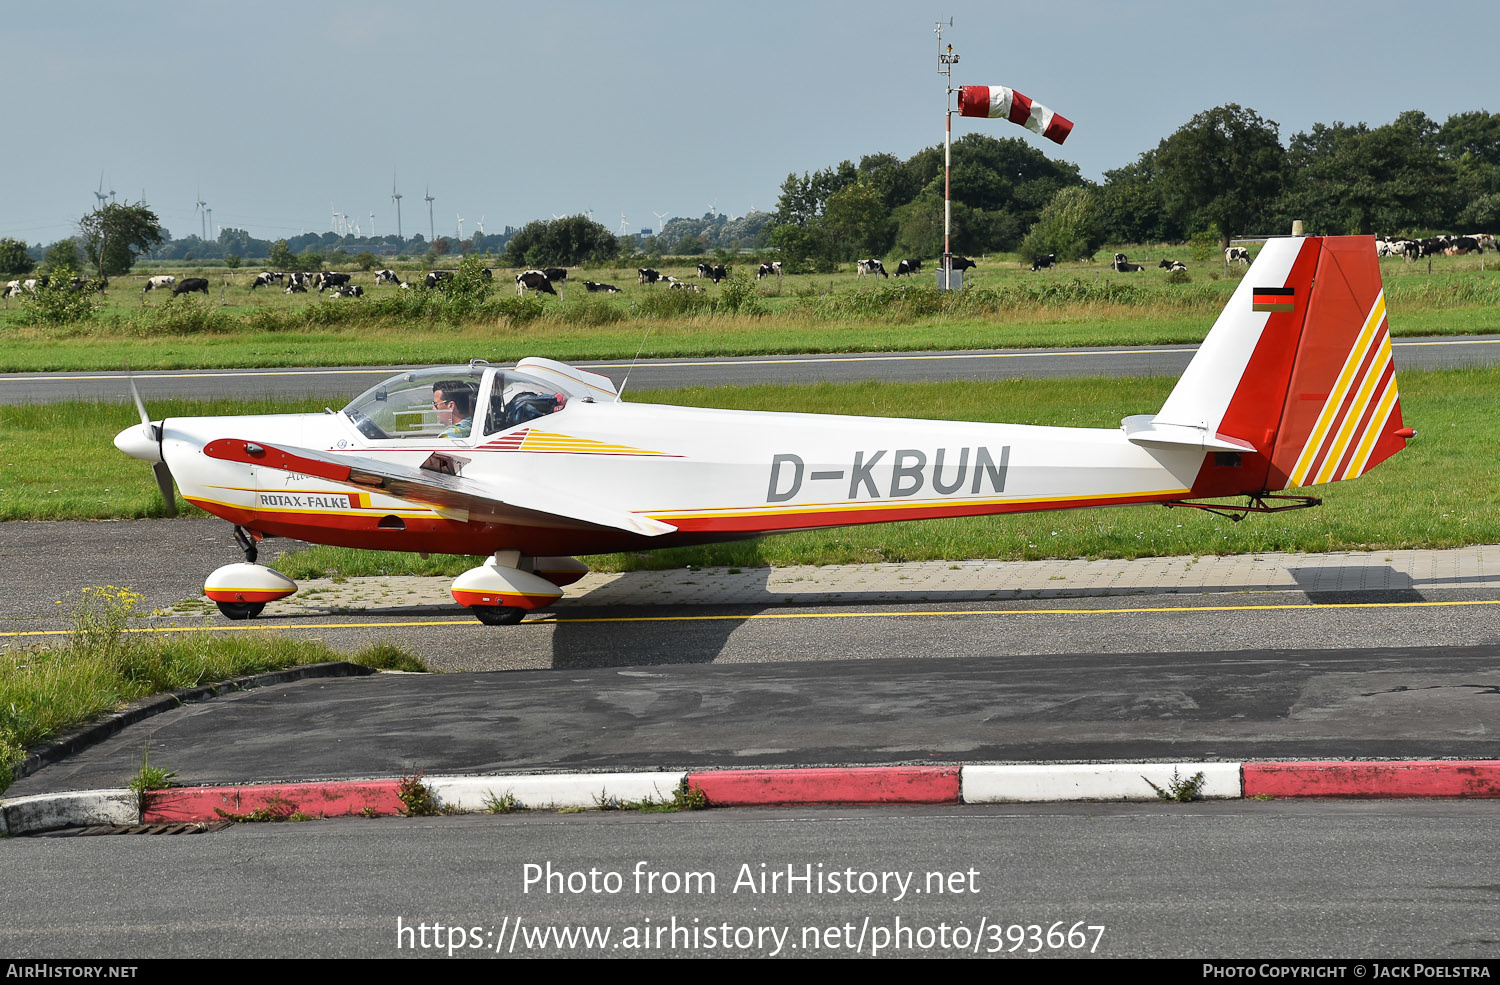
[116,235,1411,624]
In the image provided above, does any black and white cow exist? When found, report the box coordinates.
[638,267,663,284]
[894,258,923,277]
[584,281,621,292]
[670,281,703,291]
[3,280,20,299]
[142,275,176,293]
[1447,236,1482,255]
[425,270,454,288]
[172,277,210,296]
[757,261,782,279]
[316,272,351,293]
[1225,247,1252,265]
[1111,253,1144,272]
[696,263,728,283]
[857,259,888,278]
[250,271,283,290]
[541,267,567,283]
[1158,259,1188,272]
[516,270,557,296]
[948,256,977,271]
[374,269,399,285]
[1469,234,1496,253]
[328,285,364,298]
[1031,254,1057,271]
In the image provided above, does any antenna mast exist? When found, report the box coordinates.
[936,18,960,290]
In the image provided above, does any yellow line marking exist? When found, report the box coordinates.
[6,597,1499,636]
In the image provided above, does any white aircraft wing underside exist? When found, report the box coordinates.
[201,437,677,537]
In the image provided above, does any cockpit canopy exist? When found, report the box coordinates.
[342,364,568,440]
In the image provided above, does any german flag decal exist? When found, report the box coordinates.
[1253,286,1295,312]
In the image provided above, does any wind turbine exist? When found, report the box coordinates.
[456,213,464,241]
[652,210,668,234]
[618,213,629,236]
[476,216,485,236]
[195,189,208,240]
[206,207,214,240]
[370,211,375,238]
[93,172,108,208]
[391,172,403,240]
[424,186,435,242]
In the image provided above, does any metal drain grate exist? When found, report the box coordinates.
[32,821,233,837]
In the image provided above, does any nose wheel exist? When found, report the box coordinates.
[216,601,267,620]
[469,606,527,626]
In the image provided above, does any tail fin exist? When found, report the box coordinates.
[1152,235,1408,496]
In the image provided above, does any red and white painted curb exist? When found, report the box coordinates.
[4,760,1497,836]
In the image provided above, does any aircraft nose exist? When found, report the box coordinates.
[114,422,162,463]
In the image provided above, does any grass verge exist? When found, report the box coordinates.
[0,585,425,795]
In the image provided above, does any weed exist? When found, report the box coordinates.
[594,782,709,813]
[1143,769,1207,802]
[128,745,177,811]
[1249,793,1276,802]
[397,768,445,816]
[483,790,522,814]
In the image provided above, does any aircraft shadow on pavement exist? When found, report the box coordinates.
[1287,565,1429,604]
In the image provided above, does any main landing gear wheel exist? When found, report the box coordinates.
[470,606,526,626]
[216,601,266,620]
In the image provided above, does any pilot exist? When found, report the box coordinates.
[432,380,478,438]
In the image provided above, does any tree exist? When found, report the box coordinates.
[78,202,166,277]
[1155,105,1286,247]
[43,239,81,274]
[0,237,32,276]
[821,182,894,259]
[268,239,295,270]
[1020,187,1104,262]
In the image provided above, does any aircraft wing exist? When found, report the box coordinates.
[201,438,677,537]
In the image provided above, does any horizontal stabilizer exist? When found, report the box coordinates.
[202,438,676,538]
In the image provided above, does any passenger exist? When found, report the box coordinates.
[432,380,478,438]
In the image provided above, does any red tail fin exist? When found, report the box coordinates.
[1156,236,1408,497]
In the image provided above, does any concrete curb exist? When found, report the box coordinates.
[8,760,1499,835]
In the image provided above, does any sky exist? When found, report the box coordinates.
[6,0,1498,248]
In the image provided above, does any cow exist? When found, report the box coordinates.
[670,281,703,291]
[285,280,308,294]
[329,285,364,298]
[516,270,557,296]
[638,267,663,284]
[1447,236,1482,255]
[948,256,977,271]
[142,275,176,293]
[894,258,923,277]
[1225,247,1252,266]
[71,276,108,293]
[696,263,728,283]
[757,261,783,279]
[857,259,887,278]
[250,271,283,290]
[1031,254,1057,271]
[1158,259,1188,272]
[584,281,621,292]
[541,267,567,283]
[4,280,21,299]
[172,277,210,296]
[1111,253,1144,273]
[374,269,399,285]
[1469,234,1497,253]
[315,272,351,293]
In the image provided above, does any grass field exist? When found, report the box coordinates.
[3,248,1497,371]
[4,371,1495,572]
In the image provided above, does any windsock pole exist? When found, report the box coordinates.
[936,20,960,290]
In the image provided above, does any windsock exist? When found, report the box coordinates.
[958,85,1073,145]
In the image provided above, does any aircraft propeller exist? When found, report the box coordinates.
[119,376,179,517]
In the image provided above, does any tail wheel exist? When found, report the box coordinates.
[470,606,526,626]
[216,601,266,620]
